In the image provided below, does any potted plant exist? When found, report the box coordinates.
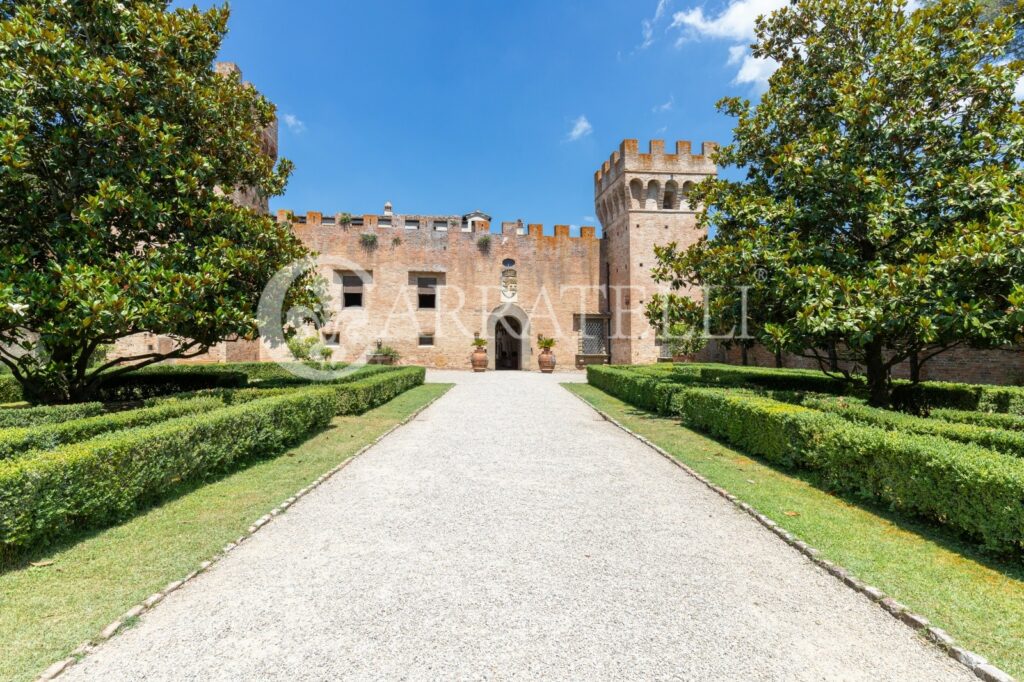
[537,336,556,373]
[367,340,400,365]
[667,323,707,363]
[471,337,488,372]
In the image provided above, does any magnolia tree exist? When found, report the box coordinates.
[647,0,1024,406]
[0,1,317,403]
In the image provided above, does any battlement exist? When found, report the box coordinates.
[276,210,598,240]
[594,139,718,195]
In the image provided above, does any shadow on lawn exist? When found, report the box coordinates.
[619,404,1024,581]
[0,423,340,575]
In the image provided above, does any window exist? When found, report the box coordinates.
[418,334,434,347]
[405,219,420,230]
[417,276,438,309]
[379,217,392,228]
[502,258,516,268]
[580,317,609,356]
[342,274,364,308]
[433,220,448,231]
[323,332,340,346]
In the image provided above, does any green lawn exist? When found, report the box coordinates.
[0,383,451,682]
[565,383,1024,678]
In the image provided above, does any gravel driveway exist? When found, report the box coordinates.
[63,370,972,681]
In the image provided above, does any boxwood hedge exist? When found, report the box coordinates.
[0,402,106,429]
[0,366,426,558]
[670,387,1024,553]
[0,396,226,460]
[0,376,22,403]
[790,394,1024,459]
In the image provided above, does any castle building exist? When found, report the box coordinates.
[257,138,717,371]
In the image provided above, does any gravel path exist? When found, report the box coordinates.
[64,370,972,681]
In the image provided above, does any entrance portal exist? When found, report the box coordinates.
[494,317,522,370]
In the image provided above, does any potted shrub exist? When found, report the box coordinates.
[471,338,488,372]
[537,336,556,373]
[667,323,707,363]
[367,341,400,365]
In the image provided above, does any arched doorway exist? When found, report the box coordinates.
[494,317,522,370]
[486,303,531,371]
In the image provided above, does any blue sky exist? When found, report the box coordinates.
[174,0,783,231]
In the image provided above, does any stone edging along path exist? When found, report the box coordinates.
[564,389,1017,682]
[34,388,450,682]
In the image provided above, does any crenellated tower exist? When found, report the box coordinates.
[595,139,717,364]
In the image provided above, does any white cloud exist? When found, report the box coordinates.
[639,0,672,50]
[584,215,597,223]
[670,0,787,89]
[566,115,593,142]
[282,113,306,134]
[671,0,788,42]
[653,95,675,113]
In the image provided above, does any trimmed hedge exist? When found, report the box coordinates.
[327,366,425,414]
[0,390,337,558]
[670,387,1024,553]
[0,365,426,558]
[92,371,248,402]
[0,396,226,460]
[931,408,1024,432]
[0,402,105,429]
[586,366,688,414]
[791,394,1024,459]
[891,381,1024,415]
[136,361,352,383]
[0,376,22,403]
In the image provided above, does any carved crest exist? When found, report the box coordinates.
[500,268,518,302]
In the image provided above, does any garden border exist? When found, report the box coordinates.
[34,386,450,682]
[565,387,1017,682]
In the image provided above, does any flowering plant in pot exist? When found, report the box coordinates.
[471,337,488,372]
[537,336,556,373]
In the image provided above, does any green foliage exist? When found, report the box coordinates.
[891,381,1024,414]
[0,396,225,460]
[92,370,247,402]
[360,233,378,249]
[670,386,1024,553]
[0,390,336,559]
[472,338,488,349]
[788,393,1024,458]
[0,1,319,403]
[0,376,22,403]
[661,323,706,358]
[0,365,425,558]
[286,336,319,362]
[647,0,1024,406]
[932,408,1024,431]
[376,345,401,360]
[477,235,492,252]
[0,402,105,429]
[135,361,350,384]
[586,366,690,414]
[325,366,425,415]
[537,336,556,351]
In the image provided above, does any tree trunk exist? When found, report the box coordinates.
[909,351,921,384]
[828,343,839,373]
[865,340,890,407]
[774,349,784,369]
[741,344,749,366]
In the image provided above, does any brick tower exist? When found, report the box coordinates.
[595,139,717,364]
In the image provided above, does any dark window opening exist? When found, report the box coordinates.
[342,274,364,308]
[323,332,340,346]
[419,334,434,346]
[417,276,438,309]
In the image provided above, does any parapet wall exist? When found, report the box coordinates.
[595,139,718,194]
[277,211,598,241]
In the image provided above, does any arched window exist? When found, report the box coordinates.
[629,179,643,209]
[664,180,679,210]
[646,180,661,210]
[681,181,695,210]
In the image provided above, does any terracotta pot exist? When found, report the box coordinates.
[538,349,556,373]
[366,354,395,366]
[471,348,488,372]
